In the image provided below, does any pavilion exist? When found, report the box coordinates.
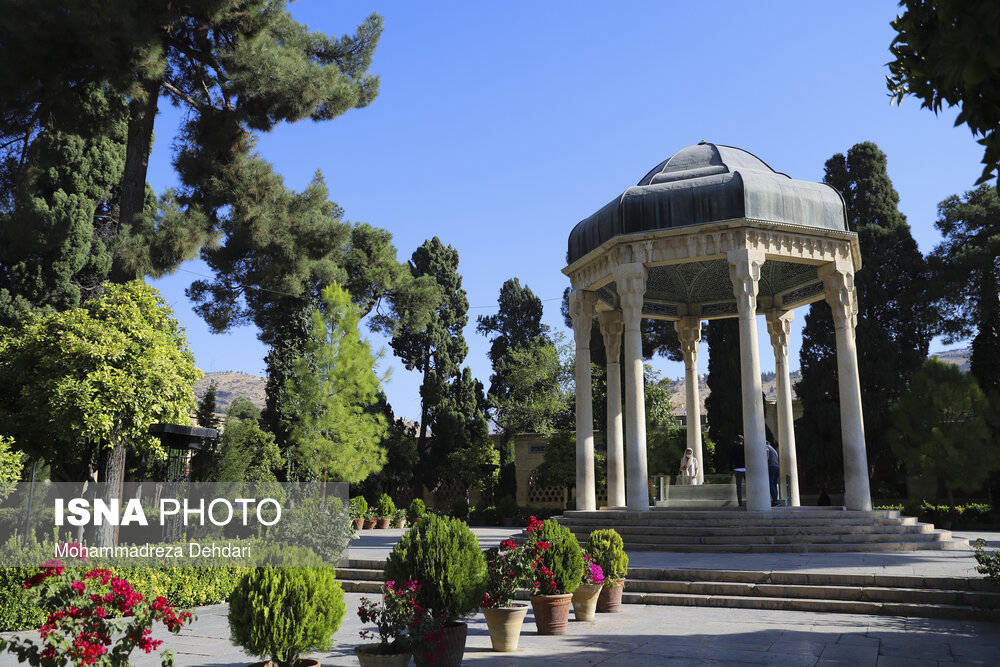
[563,142,871,513]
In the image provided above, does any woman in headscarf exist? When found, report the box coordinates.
[679,447,699,485]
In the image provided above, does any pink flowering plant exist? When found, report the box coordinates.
[0,561,193,666]
[357,580,445,656]
[522,516,584,596]
[480,539,531,609]
[581,552,605,586]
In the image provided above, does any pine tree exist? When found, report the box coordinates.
[929,184,1000,394]
[196,381,221,430]
[797,142,933,494]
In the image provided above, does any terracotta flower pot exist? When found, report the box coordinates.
[376,517,392,529]
[482,604,528,652]
[597,578,625,613]
[352,517,364,531]
[249,660,319,667]
[572,583,602,621]
[414,621,466,667]
[354,645,411,667]
[529,593,572,635]
[363,518,376,530]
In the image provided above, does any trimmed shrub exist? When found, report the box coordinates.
[450,495,469,520]
[376,493,396,518]
[407,498,426,522]
[349,496,368,519]
[585,529,629,583]
[228,565,345,667]
[382,513,486,622]
[531,519,583,595]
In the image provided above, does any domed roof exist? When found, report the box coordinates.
[567,142,848,265]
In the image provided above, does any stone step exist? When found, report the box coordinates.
[616,540,968,553]
[564,508,902,520]
[569,531,952,545]
[568,524,937,539]
[558,516,921,528]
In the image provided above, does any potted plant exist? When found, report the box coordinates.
[393,508,408,529]
[407,498,427,525]
[376,493,396,529]
[363,506,378,530]
[480,538,532,652]
[524,516,584,635]
[383,513,487,667]
[350,496,368,531]
[228,560,346,666]
[355,580,444,667]
[572,551,605,621]
[585,528,629,613]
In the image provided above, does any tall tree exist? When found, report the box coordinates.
[797,142,933,494]
[705,318,742,474]
[282,283,387,483]
[390,238,468,495]
[888,0,1000,187]
[196,380,221,430]
[928,184,1000,394]
[477,279,554,499]
[888,358,995,507]
[428,367,497,494]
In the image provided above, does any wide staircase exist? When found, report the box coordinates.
[335,559,1000,622]
[556,507,968,553]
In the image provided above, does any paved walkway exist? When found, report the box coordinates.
[6,527,1000,666]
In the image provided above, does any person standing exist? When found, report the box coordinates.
[729,435,746,507]
[766,440,780,506]
[679,448,699,485]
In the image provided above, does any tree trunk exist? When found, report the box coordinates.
[110,77,160,282]
[414,363,430,501]
[96,430,127,548]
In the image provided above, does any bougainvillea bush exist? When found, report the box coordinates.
[480,539,531,609]
[0,561,193,666]
[357,580,445,656]
[524,516,583,596]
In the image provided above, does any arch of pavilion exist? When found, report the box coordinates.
[563,142,872,514]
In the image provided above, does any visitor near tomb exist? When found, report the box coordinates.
[679,448,699,485]
[729,435,746,508]
[766,441,780,506]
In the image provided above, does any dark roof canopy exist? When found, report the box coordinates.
[567,142,848,265]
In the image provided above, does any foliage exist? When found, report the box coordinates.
[928,184,1000,394]
[524,517,583,596]
[887,1,1000,187]
[648,427,715,476]
[228,565,345,667]
[376,493,396,519]
[496,495,520,521]
[407,498,427,522]
[449,495,469,521]
[350,496,369,520]
[429,367,498,493]
[535,429,605,494]
[0,281,199,478]
[581,553,605,586]
[888,358,996,506]
[481,539,531,609]
[357,580,445,654]
[0,436,22,501]
[797,142,932,494]
[705,319,742,474]
[207,398,283,484]
[972,539,1000,585]
[382,513,486,622]
[584,529,629,584]
[268,496,352,565]
[361,400,419,502]
[283,283,387,482]
[0,564,193,666]
[195,381,221,430]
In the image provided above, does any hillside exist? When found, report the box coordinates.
[194,371,267,412]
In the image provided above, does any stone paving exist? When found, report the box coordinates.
[4,527,1000,666]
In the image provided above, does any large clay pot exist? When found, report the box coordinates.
[376,517,392,529]
[363,518,377,530]
[354,645,411,667]
[414,621,466,667]
[249,660,320,667]
[572,583,602,621]
[597,578,625,613]
[529,593,572,635]
[482,604,528,652]
[352,517,364,531]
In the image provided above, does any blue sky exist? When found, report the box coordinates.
[147,1,985,422]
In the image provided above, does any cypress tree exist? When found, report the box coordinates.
[797,142,932,495]
[705,319,743,474]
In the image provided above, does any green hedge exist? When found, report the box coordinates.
[875,501,998,528]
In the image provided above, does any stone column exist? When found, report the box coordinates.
[727,247,770,512]
[569,289,597,511]
[765,309,800,506]
[614,263,649,511]
[674,317,704,485]
[598,310,626,508]
[820,261,873,511]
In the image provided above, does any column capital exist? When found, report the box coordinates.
[727,247,766,317]
[568,289,597,346]
[673,316,702,367]
[819,261,858,330]
[598,310,624,362]
[765,310,794,357]
[613,263,647,331]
